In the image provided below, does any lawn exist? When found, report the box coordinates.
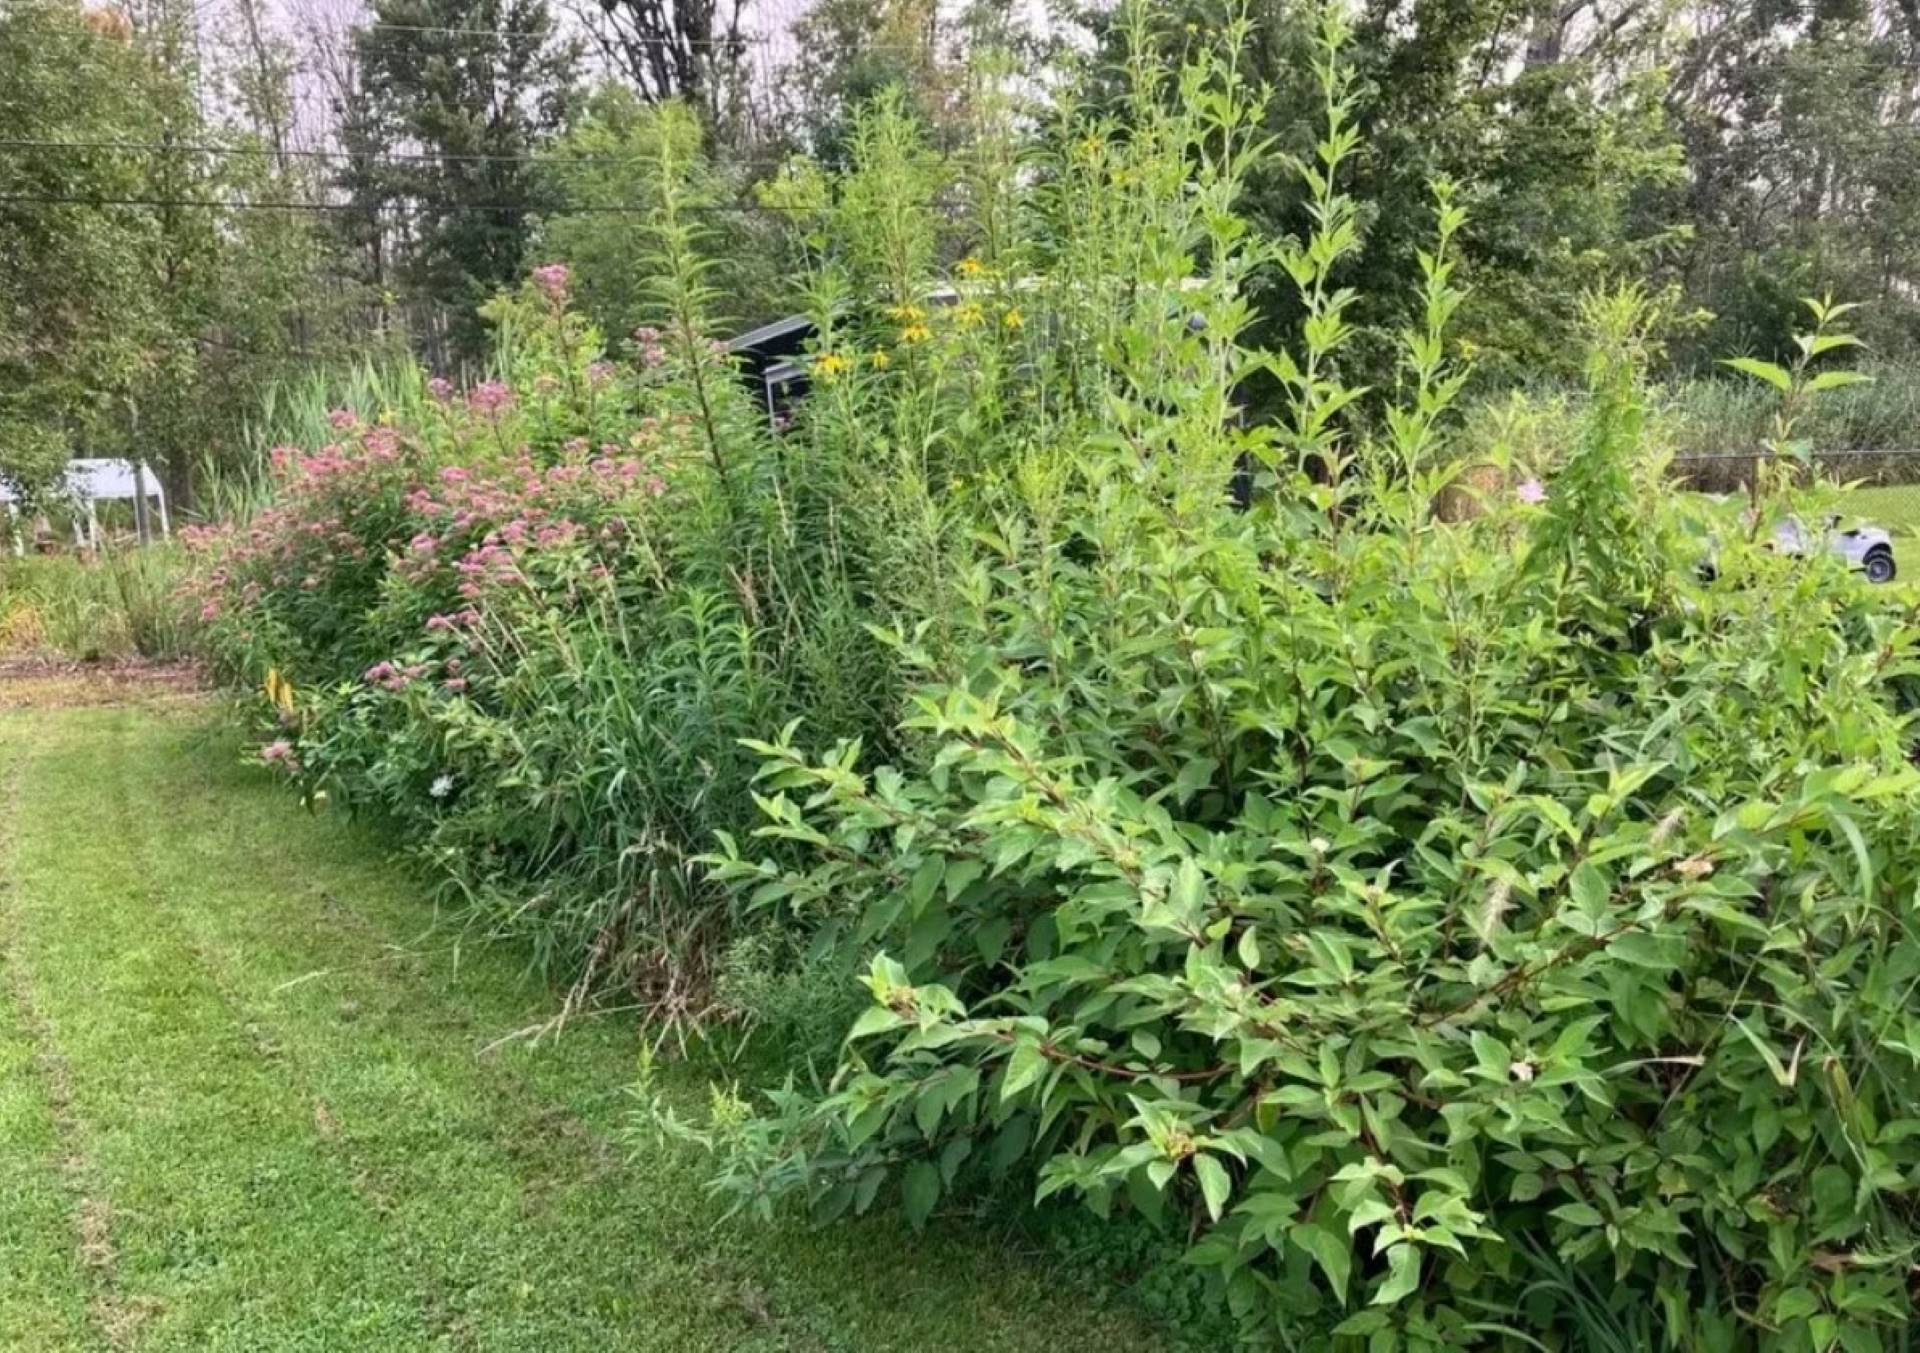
[1838,483,1920,538]
[0,691,1151,1351]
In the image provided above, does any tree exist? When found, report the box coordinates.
[0,0,187,493]
[536,87,790,338]
[1663,0,1920,364]
[342,0,582,362]
[1,0,359,502]
[566,0,759,146]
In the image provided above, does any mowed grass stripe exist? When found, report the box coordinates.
[6,703,1149,1352]
[3,708,434,1350]
[0,731,96,1350]
[123,719,777,1349]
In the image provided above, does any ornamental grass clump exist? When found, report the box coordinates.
[667,11,1920,1349]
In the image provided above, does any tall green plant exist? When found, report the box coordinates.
[656,12,1920,1349]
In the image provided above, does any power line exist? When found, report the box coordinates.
[359,22,767,44]
[0,137,826,173]
[0,190,836,216]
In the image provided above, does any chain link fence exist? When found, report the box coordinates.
[1670,449,1920,535]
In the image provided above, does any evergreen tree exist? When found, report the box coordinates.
[342,0,581,361]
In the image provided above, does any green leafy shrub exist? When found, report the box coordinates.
[668,14,1920,1349]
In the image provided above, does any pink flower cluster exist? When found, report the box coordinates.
[363,659,431,691]
[468,382,515,418]
[532,262,571,302]
[260,739,301,773]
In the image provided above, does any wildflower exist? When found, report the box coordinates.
[640,344,667,369]
[199,600,221,622]
[430,773,454,799]
[443,678,467,693]
[870,349,891,370]
[899,322,931,345]
[954,302,984,330]
[327,408,359,431]
[426,376,455,402]
[586,361,615,387]
[467,381,514,417]
[261,740,293,763]
[1001,307,1024,332]
[531,262,571,301]
[815,352,852,382]
[885,302,926,324]
[532,373,561,397]
[955,256,985,278]
[1515,478,1547,505]
[633,325,661,343]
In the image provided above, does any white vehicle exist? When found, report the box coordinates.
[1771,516,1897,584]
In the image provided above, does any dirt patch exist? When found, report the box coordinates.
[0,657,205,711]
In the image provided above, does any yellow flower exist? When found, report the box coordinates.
[954,302,984,330]
[1077,135,1103,159]
[899,323,931,345]
[1001,307,1024,332]
[885,302,926,324]
[264,667,296,715]
[955,256,985,278]
[870,349,891,369]
[814,352,852,382]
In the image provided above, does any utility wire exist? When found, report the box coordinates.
[0,191,840,215]
[360,22,766,43]
[0,138,839,172]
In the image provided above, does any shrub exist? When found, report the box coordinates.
[666,13,1920,1349]
[187,265,888,1012]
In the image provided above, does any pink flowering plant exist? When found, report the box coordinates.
[189,234,889,1004]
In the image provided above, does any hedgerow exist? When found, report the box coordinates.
[655,13,1920,1352]
[188,4,1920,1343]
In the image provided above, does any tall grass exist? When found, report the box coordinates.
[0,547,193,661]
[1456,358,1920,490]
[195,356,440,525]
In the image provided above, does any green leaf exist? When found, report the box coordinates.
[1806,369,1870,394]
[845,1005,906,1043]
[1372,1242,1422,1306]
[1774,1287,1822,1322]
[1291,1222,1353,1306]
[1732,1016,1794,1088]
[1722,356,1791,392]
[1002,1043,1047,1101]
[1193,1153,1232,1222]
[902,1161,940,1228]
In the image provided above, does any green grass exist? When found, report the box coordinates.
[1,549,193,661]
[0,702,1152,1351]
[1836,485,1920,539]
